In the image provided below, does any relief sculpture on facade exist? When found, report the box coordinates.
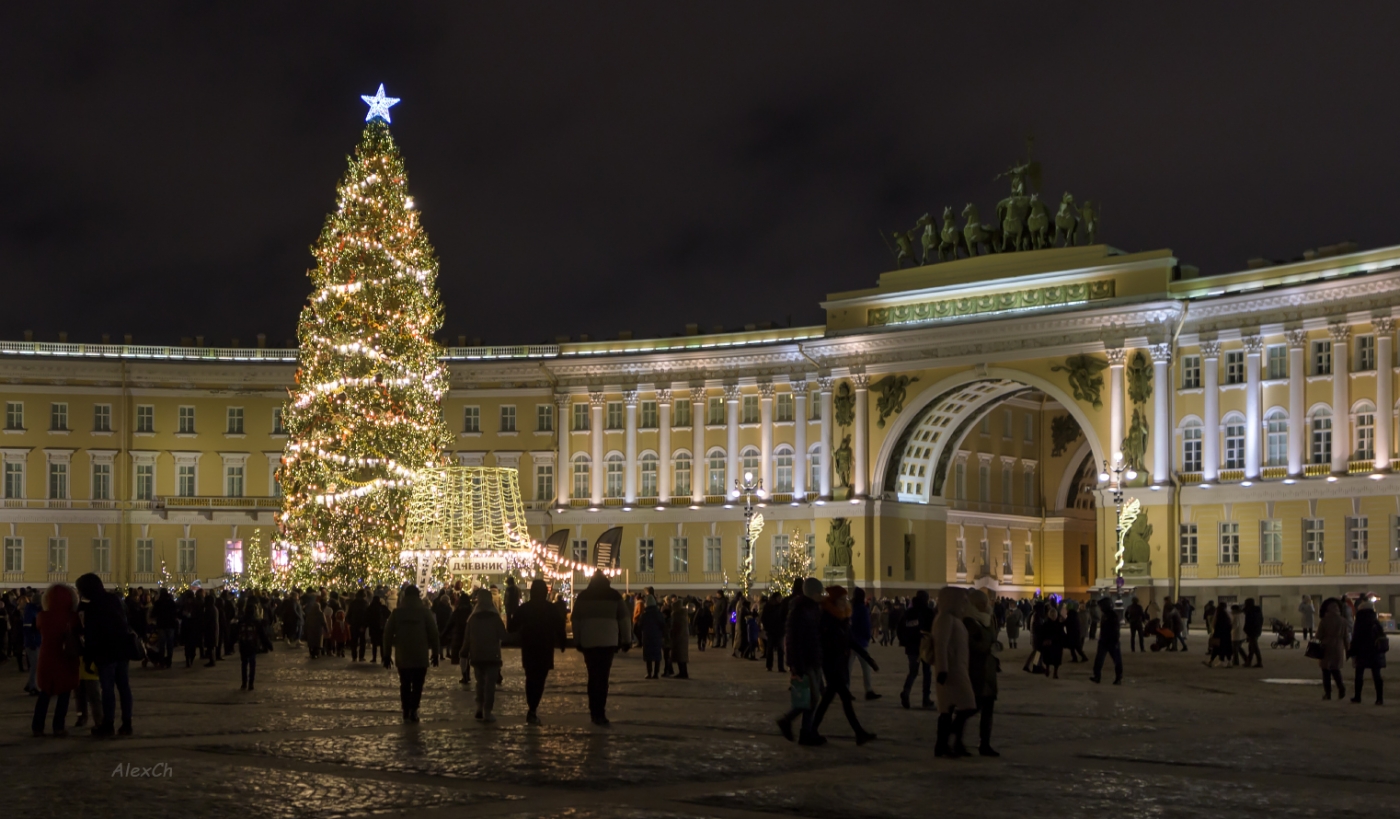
[871,374,918,428]
[1050,354,1108,409]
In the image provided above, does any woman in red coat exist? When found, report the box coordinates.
[33,583,81,737]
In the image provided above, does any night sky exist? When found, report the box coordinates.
[5,5,1400,348]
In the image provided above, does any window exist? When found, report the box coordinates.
[1001,465,1012,504]
[704,537,722,572]
[178,464,196,497]
[673,453,692,497]
[605,454,624,498]
[271,407,285,435]
[135,464,154,501]
[1218,522,1240,564]
[640,401,657,429]
[1358,334,1376,371]
[572,403,589,431]
[535,464,553,501]
[1181,355,1201,389]
[741,447,760,479]
[3,537,21,573]
[572,455,590,499]
[92,538,111,575]
[1024,536,1035,576]
[978,461,990,500]
[1224,350,1245,385]
[499,405,516,433]
[1002,409,1012,439]
[48,537,67,573]
[177,538,196,574]
[1002,540,1013,575]
[810,395,821,420]
[226,465,244,498]
[571,539,589,564]
[1023,469,1034,506]
[1304,518,1324,563]
[536,404,553,432]
[1182,421,1203,472]
[775,447,794,493]
[178,406,195,434]
[640,453,658,497]
[673,400,691,427]
[1310,409,1332,464]
[1024,413,1034,443]
[979,416,990,436]
[1347,516,1368,561]
[226,407,244,434]
[776,393,794,422]
[1312,340,1332,375]
[3,460,21,499]
[48,462,67,499]
[1355,404,1375,460]
[1180,523,1198,565]
[93,404,111,432]
[1260,520,1283,563]
[91,463,111,501]
[1267,344,1288,380]
[4,401,22,430]
[708,397,724,426]
[637,538,655,572]
[136,405,154,433]
[135,539,154,574]
[808,446,821,495]
[742,395,759,424]
[671,537,689,573]
[50,402,68,431]
[463,406,480,433]
[606,402,623,430]
[955,537,966,574]
[1223,414,1245,469]
[954,461,966,500]
[1265,409,1288,466]
[708,451,726,495]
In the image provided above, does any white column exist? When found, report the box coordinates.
[853,372,870,497]
[792,380,809,498]
[690,386,706,503]
[1107,347,1126,467]
[1376,318,1394,472]
[657,388,672,501]
[1244,334,1263,479]
[819,377,834,498]
[554,394,571,506]
[758,382,774,493]
[724,384,741,496]
[589,392,604,504]
[623,390,638,503]
[1331,323,1350,474]
[1200,341,1220,481]
[1287,330,1307,476]
[1150,344,1172,485]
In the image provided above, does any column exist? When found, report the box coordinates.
[1107,348,1127,468]
[792,380,809,498]
[1244,334,1263,479]
[724,384,741,496]
[623,390,638,503]
[554,394,571,506]
[758,382,775,493]
[690,386,706,503]
[657,388,672,501]
[853,371,870,497]
[818,376,834,498]
[1331,322,1350,474]
[589,391,604,504]
[1200,340,1220,481]
[1375,318,1394,472]
[1150,344,1172,485]
[1287,330,1307,476]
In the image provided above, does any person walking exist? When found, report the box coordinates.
[503,576,521,631]
[1205,602,1234,668]
[1004,605,1022,649]
[850,587,880,700]
[75,573,135,737]
[32,583,80,737]
[964,589,1000,757]
[1124,597,1145,652]
[762,590,787,672]
[1349,599,1386,705]
[1298,595,1317,641]
[382,585,440,723]
[933,587,978,758]
[367,591,388,663]
[1064,600,1087,663]
[1243,598,1264,668]
[22,592,41,694]
[573,570,632,726]
[462,588,507,723]
[897,589,934,709]
[1087,594,1101,641]
[638,595,666,679]
[303,594,328,659]
[510,578,566,724]
[235,598,272,691]
[1229,605,1246,666]
[201,594,221,666]
[347,589,369,662]
[808,585,878,746]
[669,594,691,679]
[1089,596,1123,685]
[152,589,178,669]
[445,592,474,687]
[1167,600,1188,652]
[1036,605,1066,679]
[776,577,825,746]
[1316,597,1347,700]
[1202,600,1217,651]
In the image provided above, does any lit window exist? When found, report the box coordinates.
[1260,519,1283,563]
[1310,409,1332,465]
[1223,415,1245,469]
[1266,345,1287,380]
[605,454,624,498]
[1304,518,1324,562]
[640,453,658,497]
[1265,409,1288,466]
[1219,522,1239,564]
[673,453,692,497]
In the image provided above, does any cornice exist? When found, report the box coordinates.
[1182,269,1400,334]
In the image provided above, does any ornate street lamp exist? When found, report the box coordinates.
[734,471,764,598]
[1098,456,1137,602]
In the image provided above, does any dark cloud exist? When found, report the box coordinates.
[3,4,1399,346]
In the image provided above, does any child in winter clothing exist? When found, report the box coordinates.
[73,658,103,728]
[331,609,350,657]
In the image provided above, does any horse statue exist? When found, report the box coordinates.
[1081,200,1100,244]
[915,212,936,265]
[1027,193,1050,249]
[1054,192,1079,247]
[997,193,1030,252]
[937,205,965,261]
[962,203,1000,256]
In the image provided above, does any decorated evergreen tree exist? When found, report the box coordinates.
[768,530,813,594]
[277,87,453,588]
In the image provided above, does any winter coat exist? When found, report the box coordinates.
[932,588,976,712]
[760,598,787,642]
[1125,602,1145,628]
[1098,607,1121,648]
[1036,617,1066,667]
[383,594,441,669]
[817,597,856,686]
[1230,612,1245,642]
[964,614,998,700]
[366,598,388,641]
[510,596,566,672]
[1315,609,1347,671]
[22,600,41,650]
[302,601,328,641]
[81,590,132,665]
[850,600,873,648]
[152,595,179,630]
[37,586,80,694]
[784,594,822,676]
[897,599,934,657]
[347,596,369,629]
[573,575,633,650]
[1005,608,1023,639]
[1244,606,1264,639]
[1065,607,1083,648]
[1350,609,1388,670]
[461,598,507,666]
[669,604,690,664]
[1298,599,1317,630]
[444,602,473,660]
[638,606,665,662]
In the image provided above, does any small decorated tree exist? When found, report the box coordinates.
[769,530,813,595]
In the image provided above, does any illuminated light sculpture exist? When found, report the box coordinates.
[361,83,401,123]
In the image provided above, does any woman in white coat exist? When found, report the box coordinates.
[1298,595,1317,642]
[932,586,978,758]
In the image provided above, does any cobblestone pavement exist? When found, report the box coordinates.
[1,632,1394,818]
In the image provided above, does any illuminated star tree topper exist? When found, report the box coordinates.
[361,83,401,123]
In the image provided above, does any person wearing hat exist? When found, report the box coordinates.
[776,577,827,746]
[382,585,441,723]
[573,570,633,725]
[462,588,507,722]
[1349,597,1386,705]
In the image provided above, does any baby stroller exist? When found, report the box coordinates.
[1145,617,1176,652]
[1269,618,1299,649]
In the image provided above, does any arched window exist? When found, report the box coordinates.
[774,445,794,493]
[1354,401,1376,461]
[1310,407,1332,465]
[672,452,692,498]
[740,447,760,481]
[707,449,726,495]
[1223,413,1246,470]
[639,452,658,498]
[1264,409,1288,466]
[572,454,590,499]
[1181,419,1203,472]
[605,453,624,498]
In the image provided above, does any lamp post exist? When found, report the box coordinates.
[734,470,764,598]
[1097,456,1137,603]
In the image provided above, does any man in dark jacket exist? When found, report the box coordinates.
[761,591,787,673]
[1125,597,1146,652]
[445,593,474,685]
[1242,598,1264,668]
[509,578,567,725]
[347,589,369,662]
[432,590,453,636]
[1090,596,1122,685]
[152,589,179,669]
[75,573,135,737]
[504,576,522,630]
[573,571,632,725]
[776,577,824,745]
[898,589,934,709]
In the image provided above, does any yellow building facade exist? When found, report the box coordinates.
[5,242,1400,619]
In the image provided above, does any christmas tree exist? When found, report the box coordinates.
[768,529,813,594]
[277,86,454,588]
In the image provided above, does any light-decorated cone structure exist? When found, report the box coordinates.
[277,107,454,587]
